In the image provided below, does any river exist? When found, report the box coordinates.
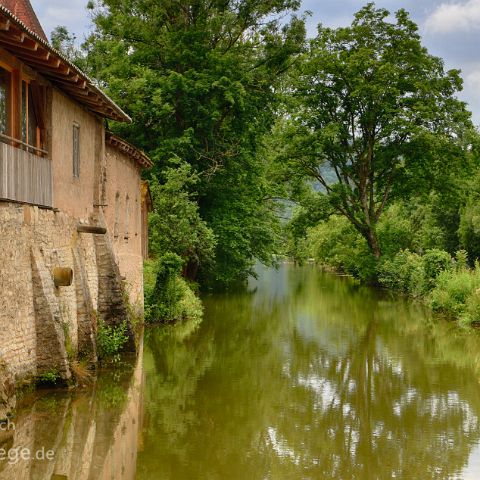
[3,264,480,479]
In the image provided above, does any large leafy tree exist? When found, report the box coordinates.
[282,3,472,258]
[83,0,305,286]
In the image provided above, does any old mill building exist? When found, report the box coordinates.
[0,0,152,417]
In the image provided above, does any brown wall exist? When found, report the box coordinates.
[0,57,146,404]
[103,144,144,307]
[50,89,104,220]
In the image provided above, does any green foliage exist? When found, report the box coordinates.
[378,249,452,296]
[285,190,332,262]
[378,250,425,296]
[96,321,129,360]
[422,249,453,290]
[456,250,469,270]
[430,267,480,320]
[149,163,216,277]
[38,369,60,385]
[146,254,203,323]
[459,201,480,262]
[83,0,306,287]
[50,26,77,59]
[307,215,376,282]
[280,3,472,258]
[376,204,415,258]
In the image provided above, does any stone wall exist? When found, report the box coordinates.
[0,201,135,415]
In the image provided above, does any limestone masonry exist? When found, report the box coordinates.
[0,0,153,418]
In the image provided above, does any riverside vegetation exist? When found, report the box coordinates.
[51,2,480,326]
[279,5,480,327]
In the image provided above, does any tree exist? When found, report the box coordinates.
[149,162,216,279]
[82,0,306,287]
[50,26,79,62]
[282,3,472,258]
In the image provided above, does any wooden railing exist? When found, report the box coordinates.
[0,140,52,207]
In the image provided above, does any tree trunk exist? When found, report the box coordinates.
[365,228,381,259]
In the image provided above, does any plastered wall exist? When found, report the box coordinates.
[103,144,144,308]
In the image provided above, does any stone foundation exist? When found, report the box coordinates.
[0,201,138,417]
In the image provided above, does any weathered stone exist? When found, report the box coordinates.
[0,360,15,421]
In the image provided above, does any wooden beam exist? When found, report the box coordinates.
[0,20,10,31]
[13,56,70,75]
[0,33,39,51]
[1,47,51,64]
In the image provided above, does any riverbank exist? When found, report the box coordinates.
[6,265,480,478]
[307,248,480,328]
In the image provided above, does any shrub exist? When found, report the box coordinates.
[307,215,377,282]
[430,266,480,318]
[421,249,453,290]
[146,253,203,323]
[96,321,129,360]
[38,369,60,385]
[378,250,424,296]
[463,289,480,326]
[459,202,480,263]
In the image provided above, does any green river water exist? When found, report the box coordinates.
[5,264,480,479]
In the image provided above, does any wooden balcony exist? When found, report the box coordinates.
[0,137,52,208]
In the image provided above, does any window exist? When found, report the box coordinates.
[0,67,11,135]
[114,192,120,238]
[72,123,80,177]
[21,80,45,152]
[124,194,130,240]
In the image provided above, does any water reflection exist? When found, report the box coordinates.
[0,344,143,480]
[139,265,480,479]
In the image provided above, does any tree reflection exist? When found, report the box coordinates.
[137,265,480,480]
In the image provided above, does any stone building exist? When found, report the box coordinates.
[0,0,152,416]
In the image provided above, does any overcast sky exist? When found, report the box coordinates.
[30,0,480,123]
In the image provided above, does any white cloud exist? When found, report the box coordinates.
[425,0,480,33]
[30,0,91,40]
[456,64,480,125]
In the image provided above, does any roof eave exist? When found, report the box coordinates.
[0,5,131,123]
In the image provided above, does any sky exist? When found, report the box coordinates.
[30,0,480,123]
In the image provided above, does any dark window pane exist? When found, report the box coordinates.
[73,124,80,177]
[28,85,37,147]
[21,81,27,142]
[0,68,11,135]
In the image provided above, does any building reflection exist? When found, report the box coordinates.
[0,342,144,480]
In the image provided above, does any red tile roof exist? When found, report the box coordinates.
[106,133,153,169]
[0,4,131,122]
[0,0,47,41]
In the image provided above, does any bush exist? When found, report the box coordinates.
[421,249,453,290]
[96,321,129,360]
[378,250,425,296]
[145,253,203,323]
[38,369,60,385]
[307,215,377,282]
[378,248,452,296]
[430,266,480,319]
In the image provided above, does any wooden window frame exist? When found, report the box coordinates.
[0,52,48,157]
[0,61,14,139]
[124,194,130,240]
[20,78,40,149]
[72,122,80,178]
